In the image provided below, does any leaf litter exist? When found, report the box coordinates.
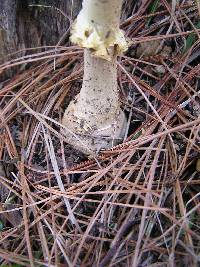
[0,1,200,266]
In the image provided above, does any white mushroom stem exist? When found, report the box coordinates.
[82,0,121,28]
[62,0,128,154]
[74,49,119,129]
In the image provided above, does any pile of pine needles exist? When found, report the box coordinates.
[0,1,200,266]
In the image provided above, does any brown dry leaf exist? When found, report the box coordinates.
[136,39,172,58]
[196,158,200,172]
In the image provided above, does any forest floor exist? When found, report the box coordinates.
[0,1,200,266]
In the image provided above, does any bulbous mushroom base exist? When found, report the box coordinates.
[62,98,127,155]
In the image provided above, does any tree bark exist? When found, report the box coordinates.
[0,0,82,63]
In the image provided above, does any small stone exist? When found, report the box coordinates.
[154,65,166,74]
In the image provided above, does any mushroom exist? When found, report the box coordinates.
[62,0,128,154]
